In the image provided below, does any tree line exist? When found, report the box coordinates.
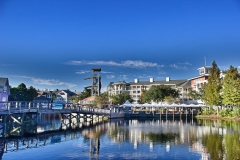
[7,60,240,116]
[8,83,38,101]
[107,85,180,105]
[187,61,240,117]
[188,61,240,108]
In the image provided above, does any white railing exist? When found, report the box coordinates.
[0,101,111,115]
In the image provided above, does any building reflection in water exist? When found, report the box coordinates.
[106,119,240,160]
[1,116,240,160]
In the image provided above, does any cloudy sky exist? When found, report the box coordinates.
[1,0,240,92]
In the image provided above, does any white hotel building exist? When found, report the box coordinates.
[106,66,214,104]
[106,77,192,104]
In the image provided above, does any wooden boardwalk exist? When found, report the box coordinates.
[0,101,113,139]
[0,101,110,116]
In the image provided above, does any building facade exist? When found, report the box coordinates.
[189,66,211,92]
[0,78,10,110]
[55,89,78,104]
[106,66,217,104]
[107,77,190,104]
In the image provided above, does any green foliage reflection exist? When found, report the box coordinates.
[225,132,240,160]
[202,133,224,160]
[146,132,178,143]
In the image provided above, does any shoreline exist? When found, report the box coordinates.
[196,114,240,121]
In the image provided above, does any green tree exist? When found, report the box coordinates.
[187,90,200,100]
[79,88,91,100]
[27,86,38,101]
[8,87,18,101]
[164,95,174,104]
[144,85,180,103]
[8,83,38,101]
[139,89,147,104]
[203,61,222,106]
[17,83,28,100]
[199,83,207,102]
[110,92,133,105]
[221,65,240,107]
[95,92,109,108]
[69,95,80,104]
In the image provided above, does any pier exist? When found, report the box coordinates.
[0,101,112,138]
[0,101,202,136]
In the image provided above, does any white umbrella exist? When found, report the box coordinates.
[143,103,152,107]
[180,103,189,108]
[170,103,179,107]
[121,100,133,107]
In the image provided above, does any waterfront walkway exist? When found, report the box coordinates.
[0,101,110,115]
[0,101,200,120]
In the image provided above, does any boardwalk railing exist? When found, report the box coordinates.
[0,101,110,115]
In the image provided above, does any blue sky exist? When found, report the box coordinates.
[1,0,240,92]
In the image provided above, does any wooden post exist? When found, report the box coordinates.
[186,107,187,121]
[180,107,182,120]
[159,107,161,120]
[166,109,168,121]
[192,108,193,120]
[173,108,174,121]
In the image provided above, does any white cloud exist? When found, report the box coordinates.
[10,75,77,88]
[66,60,163,69]
[75,70,90,74]
[169,62,192,69]
[101,71,113,74]
[106,75,115,79]
[169,64,187,69]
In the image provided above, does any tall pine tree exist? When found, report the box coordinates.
[203,61,222,106]
[221,65,240,107]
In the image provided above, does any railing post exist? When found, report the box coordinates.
[19,102,22,113]
[8,102,10,114]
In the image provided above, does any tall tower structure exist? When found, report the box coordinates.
[85,68,101,96]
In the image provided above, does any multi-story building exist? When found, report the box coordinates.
[34,90,56,103]
[0,78,10,109]
[107,81,130,96]
[55,89,78,104]
[107,77,190,104]
[189,66,211,92]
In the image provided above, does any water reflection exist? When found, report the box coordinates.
[1,117,240,160]
[107,119,240,160]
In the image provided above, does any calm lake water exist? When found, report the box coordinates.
[1,115,240,160]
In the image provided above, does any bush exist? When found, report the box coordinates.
[202,108,216,115]
[233,107,240,116]
[219,108,239,117]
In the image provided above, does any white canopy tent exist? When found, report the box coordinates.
[121,102,205,108]
[121,100,133,106]
[120,98,206,108]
